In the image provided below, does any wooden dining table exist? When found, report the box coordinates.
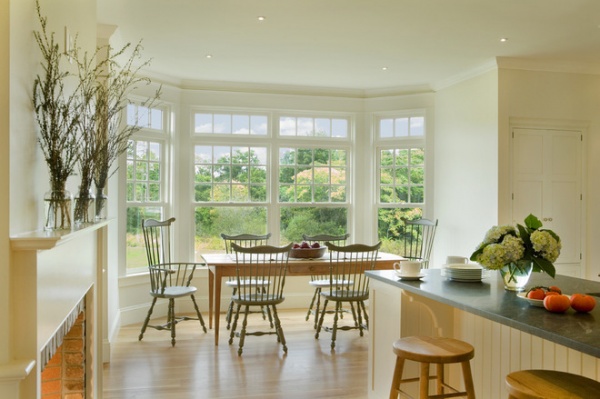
[202,251,403,345]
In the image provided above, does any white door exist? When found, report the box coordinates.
[512,128,582,277]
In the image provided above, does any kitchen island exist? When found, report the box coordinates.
[366,269,600,399]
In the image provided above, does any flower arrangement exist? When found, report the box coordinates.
[470,214,561,281]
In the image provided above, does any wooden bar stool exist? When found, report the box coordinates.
[505,370,600,398]
[389,336,476,399]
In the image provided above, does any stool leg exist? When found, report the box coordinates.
[436,363,444,395]
[420,362,430,399]
[389,357,406,399]
[460,360,476,399]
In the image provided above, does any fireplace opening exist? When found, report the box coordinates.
[40,300,86,399]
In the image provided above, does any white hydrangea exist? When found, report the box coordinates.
[531,230,561,263]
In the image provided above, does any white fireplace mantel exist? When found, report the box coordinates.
[4,221,110,399]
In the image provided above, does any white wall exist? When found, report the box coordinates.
[498,68,600,280]
[433,70,499,267]
[1,0,10,367]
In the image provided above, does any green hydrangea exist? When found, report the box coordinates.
[531,230,561,263]
[470,214,561,278]
[478,235,525,270]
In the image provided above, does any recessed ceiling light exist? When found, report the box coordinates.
[258,16,266,21]
[500,37,508,42]
[206,54,213,59]
[382,67,388,71]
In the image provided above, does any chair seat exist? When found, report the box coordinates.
[151,285,197,299]
[233,294,285,306]
[321,290,369,302]
[309,279,352,287]
[225,279,270,287]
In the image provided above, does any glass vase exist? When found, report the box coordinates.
[74,188,95,226]
[94,186,108,221]
[499,261,533,291]
[44,189,73,231]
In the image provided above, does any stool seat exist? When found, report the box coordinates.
[390,336,476,399]
[506,370,600,399]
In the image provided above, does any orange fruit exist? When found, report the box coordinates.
[543,294,571,313]
[527,288,545,300]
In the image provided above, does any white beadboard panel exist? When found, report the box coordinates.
[453,308,600,397]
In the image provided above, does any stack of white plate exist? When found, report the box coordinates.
[445,264,483,282]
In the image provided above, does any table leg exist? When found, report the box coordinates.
[214,271,222,346]
[208,268,214,330]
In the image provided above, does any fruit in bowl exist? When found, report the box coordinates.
[290,241,327,258]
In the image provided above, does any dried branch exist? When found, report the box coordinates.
[32,0,81,192]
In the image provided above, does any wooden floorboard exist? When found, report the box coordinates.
[103,309,370,398]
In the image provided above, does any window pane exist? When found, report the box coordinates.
[280,117,296,136]
[150,109,163,130]
[194,145,267,204]
[315,118,330,137]
[195,114,213,133]
[214,114,231,133]
[380,119,393,138]
[279,207,347,244]
[250,115,268,135]
[297,117,313,136]
[126,206,162,269]
[232,114,250,134]
[377,207,423,254]
[410,116,425,136]
[395,118,409,137]
[378,147,423,204]
[332,119,348,138]
[194,206,267,261]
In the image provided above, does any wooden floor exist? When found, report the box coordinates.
[103,309,370,398]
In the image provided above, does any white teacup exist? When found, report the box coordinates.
[393,260,422,276]
[446,255,469,265]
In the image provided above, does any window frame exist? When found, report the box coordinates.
[123,101,171,274]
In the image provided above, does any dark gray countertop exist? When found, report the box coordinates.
[366,269,600,358]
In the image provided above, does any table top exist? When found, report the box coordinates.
[366,268,600,358]
[202,251,402,266]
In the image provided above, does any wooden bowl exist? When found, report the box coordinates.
[290,246,327,259]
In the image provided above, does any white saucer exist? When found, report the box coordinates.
[396,273,426,281]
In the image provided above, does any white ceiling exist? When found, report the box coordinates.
[97,0,600,94]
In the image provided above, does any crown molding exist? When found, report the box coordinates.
[432,59,499,92]
[497,57,600,75]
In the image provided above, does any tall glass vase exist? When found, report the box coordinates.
[499,261,533,291]
[44,189,73,231]
[74,188,95,226]
[94,185,108,221]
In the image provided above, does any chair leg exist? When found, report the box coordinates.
[190,294,207,333]
[169,298,176,347]
[331,301,340,350]
[359,300,369,329]
[238,305,250,356]
[271,305,288,354]
[349,301,358,326]
[139,297,158,341]
[355,301,365,337]
[229,303,242,345]
[315,299,329,339]
[226,287,237,330]
[313,288,322,329]
[306,287,319,321]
